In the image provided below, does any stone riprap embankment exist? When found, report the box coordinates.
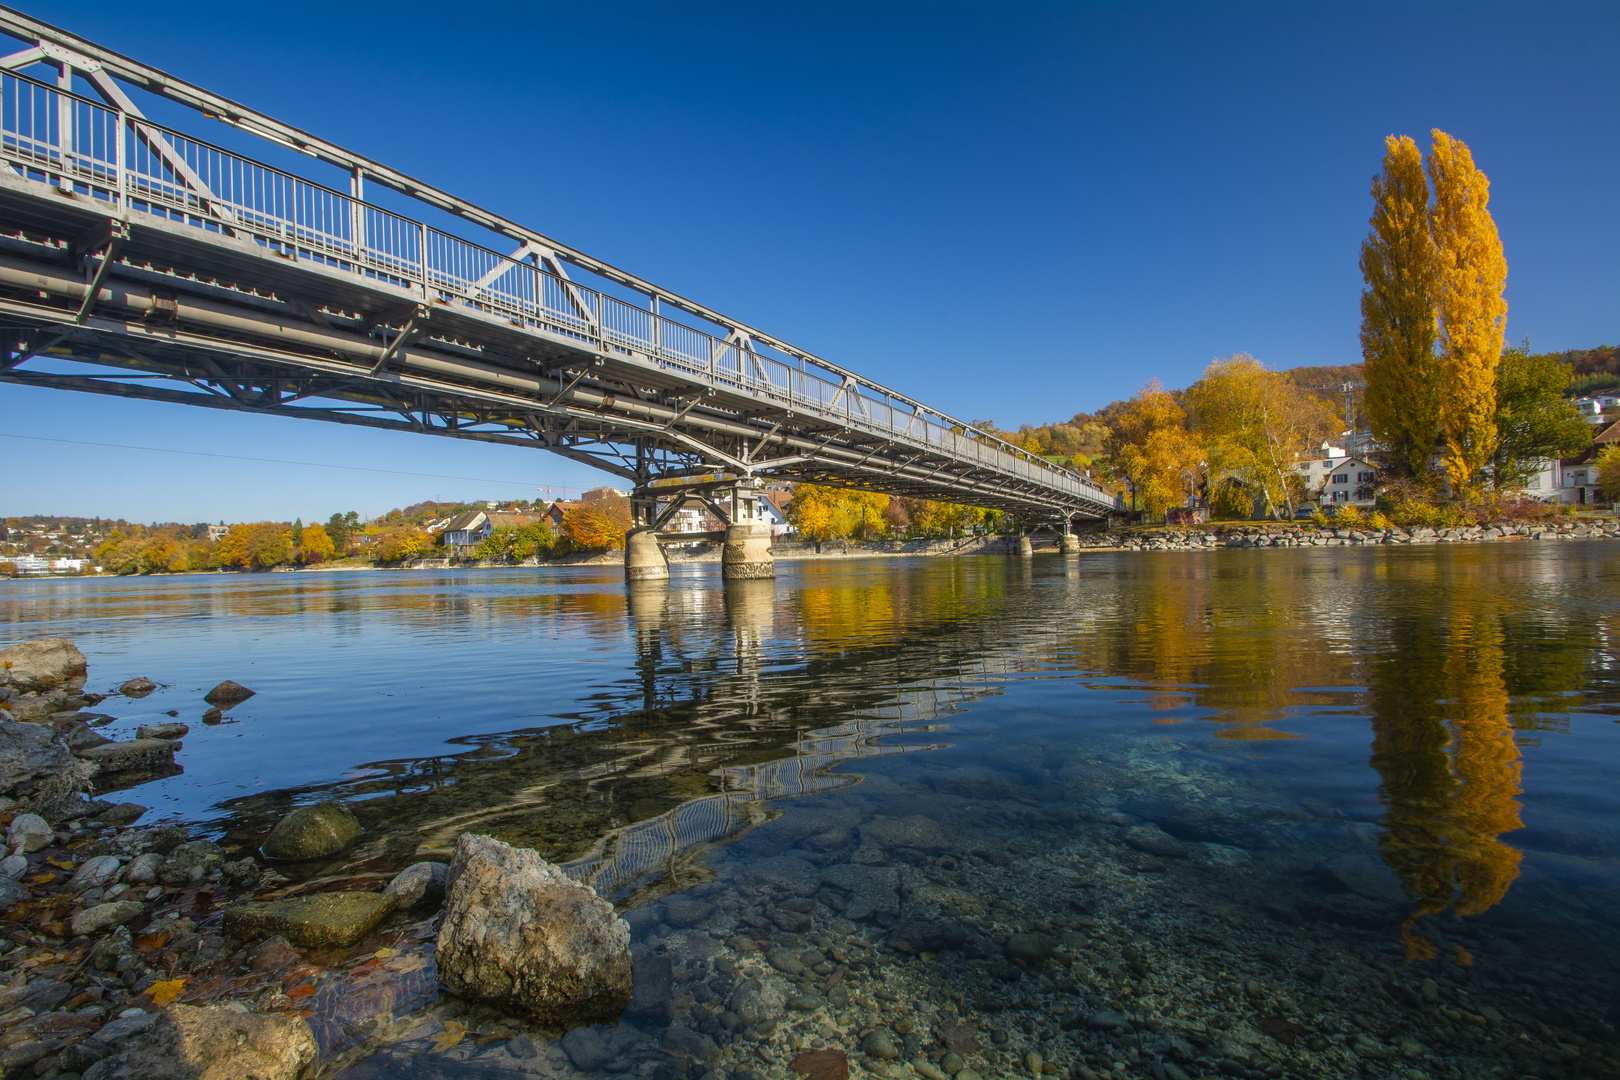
[1073,517,1619,552]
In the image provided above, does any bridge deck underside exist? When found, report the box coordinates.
[0,124,1117,520]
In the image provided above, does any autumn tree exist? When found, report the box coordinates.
[1360,135,1442,479]
[298,523,335,564]
[1105,380,1203,515]
[1429,130,1508,496]
[786,484,891,541]
[1596,447,1620,504]
[1489,346,1591,489]
[1187,355,1336,520]
[217,522,293,569]
[373,527,431,562]
[565,488,632,550]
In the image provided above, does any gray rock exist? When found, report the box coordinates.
[560,1026,612,1071]
[123,852,163,885]
[70,900,144,936]
[102,803,147,825]
[382,861,448,909]
[665,897,716,927]
[0,721,84,799]
[435,833,631,1025]
[203,680,255,707]
[0,875,28,910]
[0,978,70,1015]
[1124,824,1190,858]
[0,854,25,879]
[58,722,112,751]
[819,863,900,921]
[77,739,178,775]
[79,1003,314,1080]
[860,814,949,851]
[1005,932,1052,965]
[626,954,673,1024]
[728,976,786,1026]
[787,993,826,1011]
[8,812,52,852]
[118,678,157,698]
[505,1036,538,1060]
[863,1029,900,1060]
[1086,1011,1132,1031]
[0,639,87,693]
[745,855,821,897]
[766,946,805,975]
[260,801,361,861]
[1322,853,1406,903]
[67,854,123,892]
[135,723,188,741]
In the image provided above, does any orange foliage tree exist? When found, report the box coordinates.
[565,488,632,550]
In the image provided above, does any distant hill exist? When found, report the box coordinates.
[1284,363,1364,394]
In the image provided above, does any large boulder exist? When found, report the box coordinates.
[0,720,90,798]
[436,833,632,1024]
[260,801,362,860]
[222,891,396,948]
[79,1003,316,1080]
[0,639,86,693]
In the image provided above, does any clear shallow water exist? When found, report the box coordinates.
[3,544,1618,1079]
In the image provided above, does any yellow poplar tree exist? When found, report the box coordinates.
[1360,135,1441,479]
[1428,130,1507,496]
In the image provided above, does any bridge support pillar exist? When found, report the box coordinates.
[1061,521,1080,555]
[1018,536,1034,558]
[722,482,775,579]
[624,529,669,582]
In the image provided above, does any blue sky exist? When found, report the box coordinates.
[2,1,1615,523]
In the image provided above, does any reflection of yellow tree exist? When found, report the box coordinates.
[1372,590,1523,961]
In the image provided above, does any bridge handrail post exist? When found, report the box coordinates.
[114,108,126,206]
[418,221,429,299]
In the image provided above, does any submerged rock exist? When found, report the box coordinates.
[861,813,949,851]
[222,891,396,948]
[135,722,188,741]
[382,861,448,909]
[79,1002,315,1080]
[435,832,632,1025]
[260,801,362,860]
[203,680,255,707]
[1123,824,1190,858]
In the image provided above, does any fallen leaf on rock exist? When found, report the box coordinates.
[285,982,318,1003]
[134,931,170,953]
[372,947,397,959]
[45,857,74,870]
[30,873,56,886]
[432,1020,468,1053]
[147,978,187,1007]
[790,1049,848,1080]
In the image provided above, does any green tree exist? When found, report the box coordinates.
[1489,346,1591,489]
[324,511,359,552]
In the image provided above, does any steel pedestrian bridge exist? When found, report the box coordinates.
[0,9,1121,529]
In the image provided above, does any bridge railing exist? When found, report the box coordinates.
[0,70,1118,511]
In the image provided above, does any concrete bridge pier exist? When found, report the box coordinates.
[722,482,775,580]
[625,529,669,582]
[1017,535,1034,557]
[1061,520,1081,555]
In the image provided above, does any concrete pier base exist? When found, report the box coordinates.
[1061,534,1081,555]
[1018,536,1034,557]
[722,523,775,579]
[624,529,669,582]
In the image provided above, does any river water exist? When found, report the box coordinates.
[3,543,1617,1080]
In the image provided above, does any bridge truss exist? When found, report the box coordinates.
[0,8,1121,524]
